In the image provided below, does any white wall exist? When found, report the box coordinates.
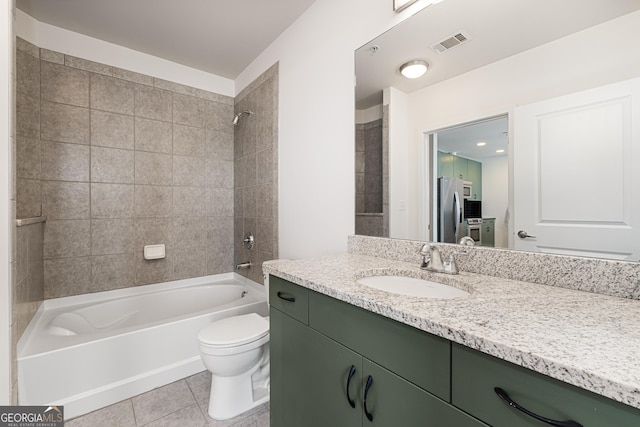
[481,156,509,248]
[404,11,640,240]
[1,0,14,405]
[15,10,234,97]
[235,0,432,259]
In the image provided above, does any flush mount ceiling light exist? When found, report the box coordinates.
[399,60,428,79]
[476,141,487,146]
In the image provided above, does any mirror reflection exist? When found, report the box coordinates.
[355,0,640,261]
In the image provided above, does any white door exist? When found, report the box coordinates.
[513,78,640,260]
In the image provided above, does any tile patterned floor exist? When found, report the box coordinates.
[65,371,269,427]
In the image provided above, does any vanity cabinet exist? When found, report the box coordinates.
[452,344,640,427]
[270,275,485,427]
[270,276,640,427]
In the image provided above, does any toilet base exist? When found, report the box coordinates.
[207,372,270,420]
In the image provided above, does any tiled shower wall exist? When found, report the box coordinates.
[355,116,387,237]
[234,64,279,284]
[15,38,237,299]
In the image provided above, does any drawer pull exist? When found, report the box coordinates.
[346,365,356,408]
[364,375,374,422]
[277,291,296,302]
[494,387,583,427]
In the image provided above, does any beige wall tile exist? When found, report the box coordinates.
[135,117,172,154]
[173,248,206,280]
[173,217,207,248]
[16,50,40,99]
[135,252,173,286]
[16,178,41,219]
[134,85,172,121]
[42,181,90,219]
[91,146,135,184]
[135,218,172,249]
[91,253,136,291]
[112,67,154,86]
[206,159,233,188]
[44,257,92,298]
[135,151,172,185]
[208,188,234,217]
[173,124,205,156]
[207,217,234,246]
[90,74,134,115]
[134,185,173,218]
[173,155,206,187]
[91,218,136,255]
[65,55,112,76]
[91,183,134,218]
[40,49,64,64]
[173,93,204,128]
[43,220,91,259]
[173,187,206,217]
[16,136,40,180]
[205,129,234,161]
[205,100,233,133]
[41,140,90,182]
[207,245,234,275]
[15,92,40,138]
[41,61,90,107]
[91,110,134,150]
[41,101,90,144]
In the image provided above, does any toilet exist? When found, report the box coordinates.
[197,278,271,420]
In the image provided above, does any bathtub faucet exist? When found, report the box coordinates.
[236,262,252,270]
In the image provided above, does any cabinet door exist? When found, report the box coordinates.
[362,359,487,427]
[466,160,482,200]
[438,151,454,178]
[271,308,362,427]
[453,156,468,180]
[452,344,640,427]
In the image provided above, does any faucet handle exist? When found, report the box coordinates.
[418,243,430,256]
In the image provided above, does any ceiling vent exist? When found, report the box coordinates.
[431,31,471,53]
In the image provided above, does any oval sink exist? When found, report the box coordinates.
[357,276,469,299]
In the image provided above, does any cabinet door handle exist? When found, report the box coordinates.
[494,387,583,427]
[364,375,374,422]
[276,291,295,302]
[346,365,356,408]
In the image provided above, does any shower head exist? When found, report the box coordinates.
[232,110,254,126]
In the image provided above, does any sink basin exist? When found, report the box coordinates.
[356,276,469,299]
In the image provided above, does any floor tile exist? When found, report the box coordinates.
[132,380,196,426]
[186,370,211,403]
[65,399,136,427]
[141,404,207,427]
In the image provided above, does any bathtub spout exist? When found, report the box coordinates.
[236,262,251,270]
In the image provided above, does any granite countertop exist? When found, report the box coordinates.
[263,253,640,410]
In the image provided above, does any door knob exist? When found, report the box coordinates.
[517,230,536,239]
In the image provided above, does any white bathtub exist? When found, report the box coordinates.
[17,273,268,419]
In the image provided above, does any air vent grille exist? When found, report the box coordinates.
[432,31,471,53]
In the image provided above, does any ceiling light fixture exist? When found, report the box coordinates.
[476,142,486,146]
[496,149,505,153]
[399,60,428,79]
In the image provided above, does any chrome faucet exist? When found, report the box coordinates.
[418,243,462,275]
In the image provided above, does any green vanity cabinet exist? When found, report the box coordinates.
[270,276,487,427]
[452,344,640,427]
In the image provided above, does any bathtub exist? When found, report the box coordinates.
[17,273,268,419]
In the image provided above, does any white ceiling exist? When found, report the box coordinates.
[16,0,317,79]
[437,116,508,161]
[356,0,640,109]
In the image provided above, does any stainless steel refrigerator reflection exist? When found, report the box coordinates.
[437,177,464,243]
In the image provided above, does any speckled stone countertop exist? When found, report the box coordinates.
[263,254,640,410]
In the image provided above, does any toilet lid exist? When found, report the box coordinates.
[198,313,269,347]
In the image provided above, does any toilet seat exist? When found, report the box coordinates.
[198,313,269,348]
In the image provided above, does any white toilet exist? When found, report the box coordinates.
[197,280,271,420]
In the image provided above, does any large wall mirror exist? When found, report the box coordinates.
[355,0,640,261]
